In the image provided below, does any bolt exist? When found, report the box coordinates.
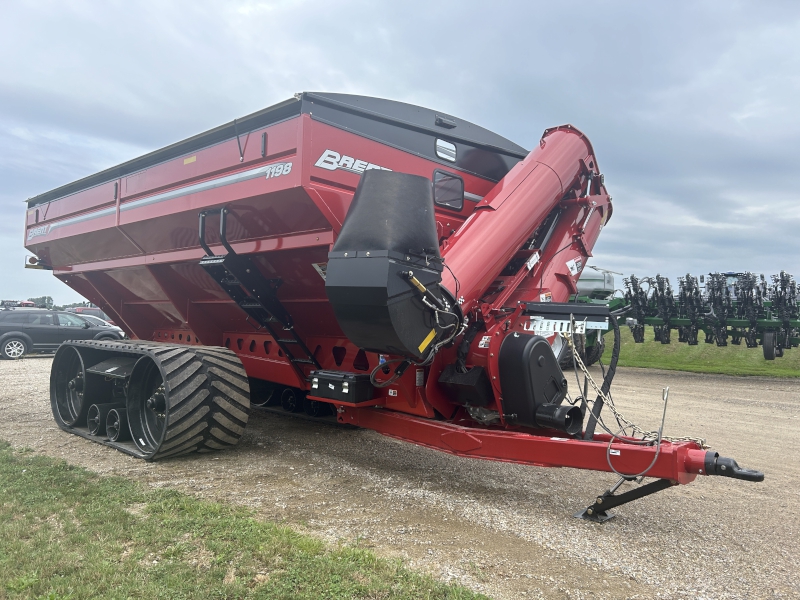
[596,497,603,505]
[587,508,594,515]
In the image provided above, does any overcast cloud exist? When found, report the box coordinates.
[2,0,799,303]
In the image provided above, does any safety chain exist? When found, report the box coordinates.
[564,330,708,448]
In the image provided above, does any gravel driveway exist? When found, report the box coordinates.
[0,356,797,599]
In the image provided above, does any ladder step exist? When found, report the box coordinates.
[291,358,317,365]
[277,338,299,344]
[238,301,280,322]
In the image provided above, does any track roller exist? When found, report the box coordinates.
[87,403,125,436]
[106,408,130,442]
[281,387,304,413]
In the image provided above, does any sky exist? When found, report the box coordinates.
[2,0,799,304]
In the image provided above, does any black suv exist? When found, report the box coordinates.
[0,308,125,359]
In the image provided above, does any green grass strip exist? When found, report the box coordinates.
[616,326,800,377]
[0,441,486,600]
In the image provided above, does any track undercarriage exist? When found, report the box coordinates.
[51,340,250,459]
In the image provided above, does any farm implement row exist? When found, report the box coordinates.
[623,271,799,359]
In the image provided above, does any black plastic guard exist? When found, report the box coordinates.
[498,333,569,429]
[326,170,448,359]
[438,364,494,407]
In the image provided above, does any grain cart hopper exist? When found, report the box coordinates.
[23,93,762,520]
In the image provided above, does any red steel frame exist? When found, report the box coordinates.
[25,108,717,485]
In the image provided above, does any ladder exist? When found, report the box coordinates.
[198,208,320,380]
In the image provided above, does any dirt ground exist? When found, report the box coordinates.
[1,356,797,599]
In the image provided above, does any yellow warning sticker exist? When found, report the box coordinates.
[184,155,197,165]
[418,328,437,353]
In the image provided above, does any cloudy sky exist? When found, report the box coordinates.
[2,0,799,303]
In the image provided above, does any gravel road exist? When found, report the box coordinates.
[0,356,797,599]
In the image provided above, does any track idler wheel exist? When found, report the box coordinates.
[125,346,251,460]
[281,387,305,413]
[106,408,130,442]
[51,345,90,427]
[87,403,125,436]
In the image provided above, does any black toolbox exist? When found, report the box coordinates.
[309,370,376,404]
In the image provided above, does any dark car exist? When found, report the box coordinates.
[0,308,124,359]
[67,306,115,325]
[77,314,127,338]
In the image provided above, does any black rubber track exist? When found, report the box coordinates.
[50,340,250,460]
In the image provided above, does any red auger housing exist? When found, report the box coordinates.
[24,92,762,519]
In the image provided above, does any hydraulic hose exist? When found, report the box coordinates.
[583,309,623,440]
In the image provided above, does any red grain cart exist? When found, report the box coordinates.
[24,93,760,520]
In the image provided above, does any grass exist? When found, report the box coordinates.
[616,325,800,378]
[0,442,486,600]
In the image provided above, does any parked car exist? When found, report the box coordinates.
[67,306,115,325]
[78,314,127,338]
[0,308,125,359]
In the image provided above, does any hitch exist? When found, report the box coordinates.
[576,449,764,523]
[704,451,764,482]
